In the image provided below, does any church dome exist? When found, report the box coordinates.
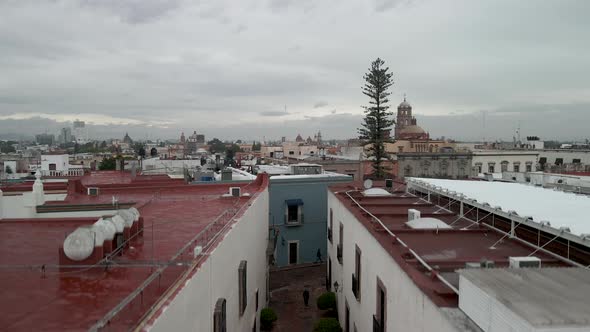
[398,100,412,109]
[400,125,425,134]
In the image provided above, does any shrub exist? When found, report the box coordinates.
[316,292,337,311]
[260,307,277,331]
[313,318,342,332]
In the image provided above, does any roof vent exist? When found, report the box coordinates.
[87,187,99,196]
[408,209,421,222]
[509,256,541,268]
[230,187,241,197]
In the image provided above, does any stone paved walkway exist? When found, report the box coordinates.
[268,264,327,332]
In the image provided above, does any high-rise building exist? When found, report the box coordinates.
[57,127,72,145]
[73,120,88,144]
[35,133,55,146]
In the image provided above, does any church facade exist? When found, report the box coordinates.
[385,97,455,154]
[394,97,429,140]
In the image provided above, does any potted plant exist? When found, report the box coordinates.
[260,307,277,331]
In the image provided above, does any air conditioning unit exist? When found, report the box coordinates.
[229,187,241,197]
[87,187,99,196]
[408,209,421,222]
[509,256,541,268]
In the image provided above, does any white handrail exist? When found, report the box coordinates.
[344,190,459,294]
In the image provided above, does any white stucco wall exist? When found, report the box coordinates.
[0,193,78,219]
[147,188,269,332]
[328,191,462,332]
[41,155,69,171]
[539,149,590,165]
[472,151,538,173]
[141,158,203,172]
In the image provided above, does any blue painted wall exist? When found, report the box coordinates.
[269,176,350,267]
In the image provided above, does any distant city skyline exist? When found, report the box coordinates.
[1,1,589,141]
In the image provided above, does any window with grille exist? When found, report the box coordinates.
[213,298,227,332]
[239,261,247,315]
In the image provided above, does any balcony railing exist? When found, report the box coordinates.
[336,244,342,264]
[352,274,359,300]
[373,315,384,332]
[42,168,85,177]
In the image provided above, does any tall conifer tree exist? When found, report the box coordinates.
[358,58,395,179]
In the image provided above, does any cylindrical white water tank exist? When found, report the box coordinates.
[95,218,116,240]
[117,210,135,228]
[63,228,95,261]
[110,215,125,233]
[128,207,140,221]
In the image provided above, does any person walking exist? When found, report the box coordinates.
[303,288,310,307]
[315,248,323,263]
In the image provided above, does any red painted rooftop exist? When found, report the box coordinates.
[0,171,268,331]
[329,182,569,308]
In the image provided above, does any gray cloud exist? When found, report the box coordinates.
[374,0,414,12]
[81,0,183,24]
[260,111,289,117]
[313,101,329,108]
[0,0,589,141]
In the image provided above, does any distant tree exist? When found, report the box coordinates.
[235,139,242,144]
[358,58,395,179]
[251,141,262,151]
[208,138,226,153]
[98,157,116,170]
[158,141,165,147]
[138,147,146,159]
[5,165,13,174]
[0,141,16,153]
[150,147,158,157]
[225,150,235,162]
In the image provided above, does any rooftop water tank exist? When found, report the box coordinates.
[128,207,140,221]
[63,228,95,261]
[117,210,135,227]
[85,225,105,247]
[109,215,125,233]
[94,218,116,241]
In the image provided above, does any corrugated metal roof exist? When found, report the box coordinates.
[411,178,590,236]
[459,268,590,328]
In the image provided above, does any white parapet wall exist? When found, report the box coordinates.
[146,187,269,331]
[328,191,467,332]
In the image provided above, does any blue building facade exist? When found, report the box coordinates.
[269,174,351,267]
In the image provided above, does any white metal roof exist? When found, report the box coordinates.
[459,268,590,329]
[411,178,590,237]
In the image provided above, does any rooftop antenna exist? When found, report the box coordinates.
[481,110,487,144]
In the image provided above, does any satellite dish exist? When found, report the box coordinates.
[363,179,373,189]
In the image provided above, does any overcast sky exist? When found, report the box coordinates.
[1,0,589,142]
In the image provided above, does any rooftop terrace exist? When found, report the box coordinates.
[329,182,569,308]
[0,171,268,331]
